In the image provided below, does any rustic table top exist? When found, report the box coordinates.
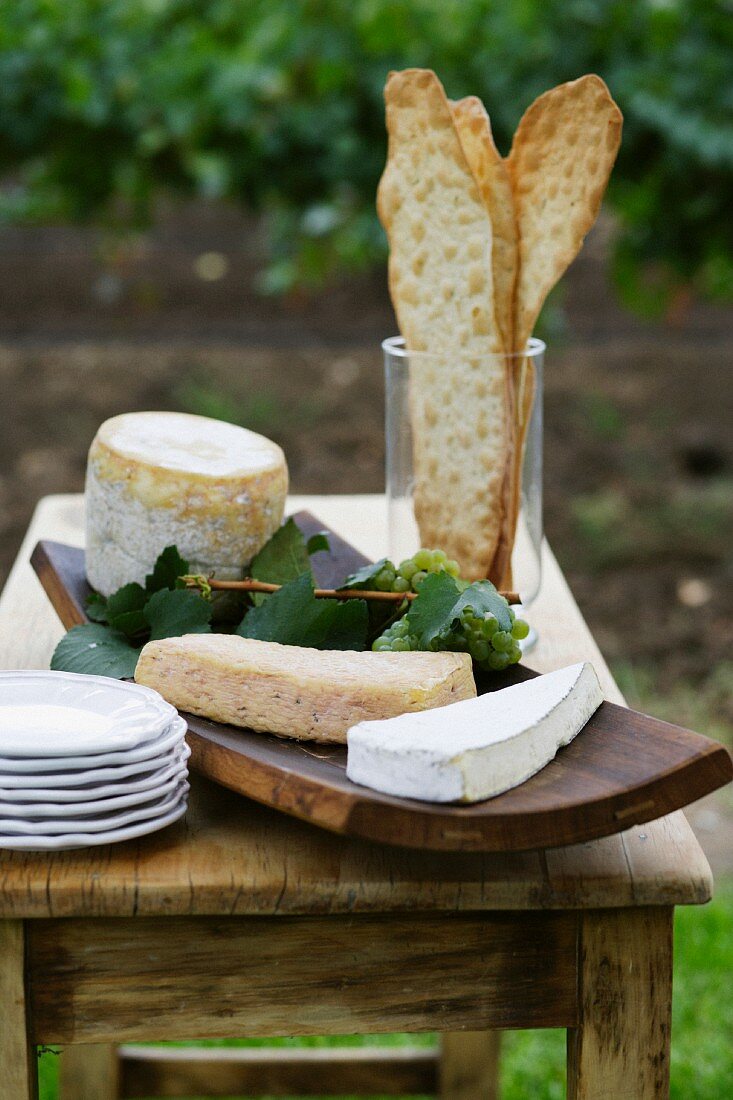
[0,494,712,918]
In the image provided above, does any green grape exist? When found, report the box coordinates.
[375,568,395,591]
[446,559,460,577]
[412,570,428,589]
[413,549,433,570]
[511,618,530,640]
[491,630,513,653]
[508,644,523,664]
[392,576,410,593]
[398,559,418,580]
[481,614,499,638]
[486,650,510,671]
[391,638,410,651]
[471,640,490,663]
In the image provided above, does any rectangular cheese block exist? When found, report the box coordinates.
[135,634,475,744]
[346,663,603,802]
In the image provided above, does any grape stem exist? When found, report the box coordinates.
[181,575,521,605]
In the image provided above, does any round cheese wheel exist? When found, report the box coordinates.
[85,412,288,596]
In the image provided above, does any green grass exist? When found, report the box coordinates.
[38,883,733,1099]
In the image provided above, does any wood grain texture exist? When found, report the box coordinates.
[32,530,732,854]
[27,913,578,1044]
[118,1044,437,1098]
[567,907,673,1099]
[0,494,714,917]
[440,1031,500,1100]
[59,1044,120,1100]
[0,921,38,1100]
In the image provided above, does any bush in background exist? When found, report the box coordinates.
[1,0,731,310]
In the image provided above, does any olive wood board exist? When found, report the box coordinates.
[31,514,732,852]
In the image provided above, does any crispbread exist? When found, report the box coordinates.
[450,96,518,357]
[491,74,622,586]
[451,95,519,585]
[377,69,509,577]
[509,74,622,355]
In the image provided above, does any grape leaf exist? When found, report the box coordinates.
[109,610,148,641]
[145,545,190,593]
[51,624,141,679]
[306,531,330,555]
[236,572,368,650]
[340,558,390,590]
[408,572,512,649]
[143,589,213,641]
[248,518,315,607]
[85,592,109,623]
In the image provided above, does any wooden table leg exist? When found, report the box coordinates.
[440,1032,500,1099]
[567,907,673,1099]
[0,921,38,1100]
[59,1044,120,1100]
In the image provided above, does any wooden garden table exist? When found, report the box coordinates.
[0,494,713,1100]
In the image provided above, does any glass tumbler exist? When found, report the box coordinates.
[383,336,545,619]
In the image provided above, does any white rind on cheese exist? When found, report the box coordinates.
[85,411,288,595]
[346,662,603,803]
[134,634,476,744]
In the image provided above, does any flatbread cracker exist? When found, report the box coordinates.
[491,74,623,586]
[377,69,510,577]
[450,95,518,357]
[451,95,519,585]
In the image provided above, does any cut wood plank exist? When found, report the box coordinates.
[32,534,732,853]
[59,1044,120,1100]
[440,1032,500,1100]
[118,1044,437,1098]
[0,921,38,1100]
[27,913,578,1044]
[567,907,673,1098]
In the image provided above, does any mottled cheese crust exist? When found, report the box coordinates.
[85,412,288,595]
[135,634,476,744]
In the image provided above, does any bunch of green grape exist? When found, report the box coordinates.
[372,548,461,594]
[370,547,530,672]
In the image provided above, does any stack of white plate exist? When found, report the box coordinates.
[0,671,189,851]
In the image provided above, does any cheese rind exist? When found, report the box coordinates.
[134,634,476,744]
[346,662,603,802]
[85,412,288,595]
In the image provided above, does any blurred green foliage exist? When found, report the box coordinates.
[1,0,732,309]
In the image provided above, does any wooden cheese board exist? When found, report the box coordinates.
[32,513,732,852]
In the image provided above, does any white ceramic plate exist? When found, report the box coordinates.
[0,796,188,851]
[0,671,177,757]
[0,782,189,835]
[0,716,187,775]
[0,769,186,818]
[0,743,190,801]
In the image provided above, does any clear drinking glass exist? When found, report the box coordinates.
[383,336,545,624]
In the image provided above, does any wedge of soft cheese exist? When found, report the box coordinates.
[135,634,476,744]
[85,411,288,596]
[346,662,603,802]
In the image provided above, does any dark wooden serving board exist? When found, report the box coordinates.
[32,514,732,852]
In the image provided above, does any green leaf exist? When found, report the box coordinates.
[408,573,512,649]
[407,572,464,648]
[85,592,109,623]
[143,589,212,641]
[306,531,330,555]
[106,582,147,618]
[250,518,311,586]
[237,572,368,651]
[145,546,189,594]
[340,558,390,590]
[51,624,141,679]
